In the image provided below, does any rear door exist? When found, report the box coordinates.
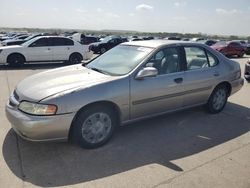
[51,37,74,61]
[181,46,219,106]
[25,37,53,62]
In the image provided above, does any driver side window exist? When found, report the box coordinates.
[146,47,181,75]
[29,38,48,47]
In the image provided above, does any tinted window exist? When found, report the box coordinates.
[185,47,209,70]
[29,38,49,47]
[146,47,181,75]
[229,42,240,47]
[52,38,74,46]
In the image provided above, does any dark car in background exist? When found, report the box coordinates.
[81,36,100,45]
[198,39,217,46]
[1,34,43,46]
[245,44,250,55]
[244,59,250,81]
[211,41,246,57]
[89,36,123,54]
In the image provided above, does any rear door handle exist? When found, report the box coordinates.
[174,77,183,84]
[213,72,220,77]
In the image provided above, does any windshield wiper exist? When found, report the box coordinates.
[88,67,109,75]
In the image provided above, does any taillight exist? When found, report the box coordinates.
[235,70,241,79]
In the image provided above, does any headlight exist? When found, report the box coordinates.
[18,101,57,115]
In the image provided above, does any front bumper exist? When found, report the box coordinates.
[244,62,250,81]
[5,100,76,142]
[230,78,244,95]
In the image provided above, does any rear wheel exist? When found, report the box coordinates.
[7,54,25,67]
[206,85,229,114]
[71,105,117,149]
[68,53,83,64]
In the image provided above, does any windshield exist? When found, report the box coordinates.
[86,45,154,76]
[24,35,37,41]
[101,36,115,43]
[21,37,39,46]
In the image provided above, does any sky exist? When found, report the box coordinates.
[0,0,250,36]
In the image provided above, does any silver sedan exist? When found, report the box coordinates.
[6,40,244,148]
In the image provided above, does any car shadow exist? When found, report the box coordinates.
[0,62,69,70]
[2,102,250,187]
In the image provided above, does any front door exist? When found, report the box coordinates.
[25,37,53,62]
[130,47,185,119]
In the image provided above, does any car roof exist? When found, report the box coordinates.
[122,39,196,48]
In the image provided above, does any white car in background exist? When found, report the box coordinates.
[0,36,93,66]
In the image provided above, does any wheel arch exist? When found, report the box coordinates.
[69,52,83,60]
[213,81,232,97]
[7,53,26,63]
[68,100,122,141]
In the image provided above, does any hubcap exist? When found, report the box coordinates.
[212,88,227,110]
[81,113,112,144]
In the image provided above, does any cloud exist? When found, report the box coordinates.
[136,4,154,11]
[52,8,59,11]
[16,12,26,16]
[76,8,87,13]
[97,8,104,13]
[216,8,240,15]
[173,16,187,21]
[174,2,187,7]
[129,13,135,17]
[106,12,120,18]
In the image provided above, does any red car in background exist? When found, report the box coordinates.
[211,41,246,57]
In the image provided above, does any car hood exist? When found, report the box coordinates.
[15,64,116,102]
[0,45,22,50]
[4,39,24,43]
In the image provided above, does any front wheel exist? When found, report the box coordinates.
[71,105,117,149]
[7,54,25,67]
[206,85,229,114]
[238,51,244,58]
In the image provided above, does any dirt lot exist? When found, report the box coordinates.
[0,57,249,188]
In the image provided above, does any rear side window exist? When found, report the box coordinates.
[52,38,74,46]
[206,51,218,67]
[184,47,218,70]
[184,47,208,70]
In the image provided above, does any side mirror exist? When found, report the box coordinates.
[135,67,158,80]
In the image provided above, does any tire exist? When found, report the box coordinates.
[100,47,107,54]
[71,105,118,149]
[206,85,229,114]
[68,53,83,64]
[7,54,25,67]
[238,51,244,58]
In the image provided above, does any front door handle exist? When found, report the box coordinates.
[174,77,183,84]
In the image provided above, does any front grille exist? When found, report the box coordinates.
[13,90,19,101]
